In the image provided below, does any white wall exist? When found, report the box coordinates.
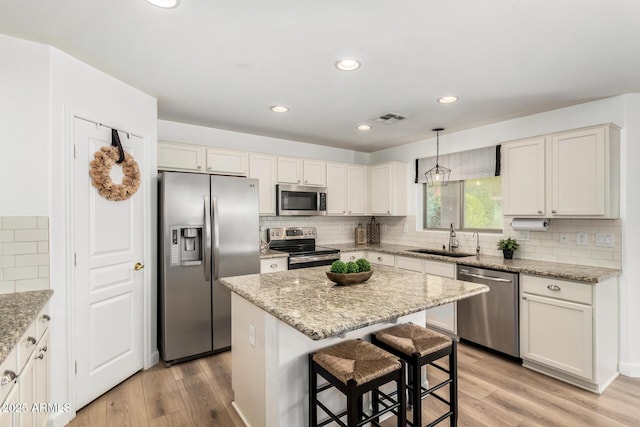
[0,35,50,214]
[371,94,640,377]
[159,119,370,164]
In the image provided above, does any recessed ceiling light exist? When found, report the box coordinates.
[145,0,179,8]
[357,124,371,131]
[438,96,459,104]
[335,59,361,71]
[270,105,289,113]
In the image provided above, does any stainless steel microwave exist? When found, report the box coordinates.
[276,184,328,216]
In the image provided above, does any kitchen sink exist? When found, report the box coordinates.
[408,249,474,258]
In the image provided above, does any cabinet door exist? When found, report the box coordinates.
[158,141,204,172]
[551,127,606,216]
[205,148,248,176]
[395,256,423,272]
[0,381,18,427]
[18,354,35,427]
[277,157,303,184]
[326,163,347,215]
[370,164,392,215]
[366,251,395,267]
[347,166,366,215]
[249,154,277,215]
[303,160,326,186]
[502,137,546,216]
[425,260,456,333]
[35,332,49,427]
[520,293,593,380]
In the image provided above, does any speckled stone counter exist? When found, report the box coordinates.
[220,264,488,340]
[259,249,288,259]
[329,242,619,283]
[0,290,53,365]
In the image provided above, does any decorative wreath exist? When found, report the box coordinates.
[89,146,141,201]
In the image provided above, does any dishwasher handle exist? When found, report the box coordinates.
[459,270,513,283]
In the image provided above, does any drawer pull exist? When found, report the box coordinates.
[270,263,278,268]
[350,256,356,260]
[377,257,383,261]
[26,336,37,347]
[42,314,51,322]
[36,353,44,360]
[40,346,48,352]
[1,370,17,385]
[547,284,562,291]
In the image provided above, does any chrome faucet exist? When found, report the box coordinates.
[473,231,480,259]
[448,223,459,252]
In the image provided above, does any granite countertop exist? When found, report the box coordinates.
[328,243,619,283]
[220,265,488,340]
[259,249,289,259]
[0,290,53,365]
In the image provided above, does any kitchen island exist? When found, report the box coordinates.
[220,264,488,427]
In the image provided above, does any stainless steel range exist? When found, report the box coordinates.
[267,227,340,269]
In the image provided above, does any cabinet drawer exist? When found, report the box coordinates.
[395,256,423,272]
[367,251,395,267]
[260,257,288,273]
[17,321,37,373]
[521,274,592,305]
[1,348,17,405]
[341,251,365,263]
[425,260,455,278]
[35,303,51,342]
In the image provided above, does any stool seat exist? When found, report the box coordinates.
[375,323,451,357]
[313,339,401,385]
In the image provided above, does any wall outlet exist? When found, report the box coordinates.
[596,233,614,248]
[517,231,530,241]
[249,324,256,347]
[559,233,568,243]
[576,232,588,246]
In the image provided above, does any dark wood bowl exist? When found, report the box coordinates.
[325,270,373,286]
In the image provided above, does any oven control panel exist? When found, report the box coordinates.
[267,227,317,241]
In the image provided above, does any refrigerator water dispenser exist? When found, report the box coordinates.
[170,226,203,266]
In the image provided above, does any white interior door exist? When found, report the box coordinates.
[73,117,144,409]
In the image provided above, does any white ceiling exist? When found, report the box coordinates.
[1,0,639,152]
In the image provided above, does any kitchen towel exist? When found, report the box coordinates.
[510,218,550,231]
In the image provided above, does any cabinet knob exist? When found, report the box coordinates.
[26,336,36,347]
[207,166,212,170]
[270,263,278,268]
[377,257,383,261]
[350,256,356,260]
[40,345,48,352]
[342,211,346,214]
[547,284,561,291]
[1,370,17,385]
[197,165,201,170]
[538,210,543,214]
[304,180,308,183]
[552,210,557,214]
[42,314,51,322]
[36,353,44,360]
[348,211,351,214]
[387,210,390,214]
[522,295,527,300]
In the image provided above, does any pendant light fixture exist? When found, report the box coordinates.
[425,128,451,187]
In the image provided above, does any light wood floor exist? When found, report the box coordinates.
[67,343,640,426]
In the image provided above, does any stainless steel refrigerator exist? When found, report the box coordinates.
[158,171,259,366]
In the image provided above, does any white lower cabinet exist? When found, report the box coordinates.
[0,303,50,427]
[520,274,618,393]
[340,251,365,263]
[366,251,395,267]
[260,257,287,273]
[395,256,457,335]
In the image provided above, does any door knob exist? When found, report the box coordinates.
[134,262,144,271]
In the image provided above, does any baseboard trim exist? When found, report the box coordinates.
[619,360,640,377]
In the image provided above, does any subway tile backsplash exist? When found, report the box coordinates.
[0,216,50,294]
[260,215,622,270]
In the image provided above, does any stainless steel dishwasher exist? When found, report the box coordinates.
[456,265,520,357]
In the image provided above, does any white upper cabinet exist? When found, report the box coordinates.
[205,147,248,176]
[502,124,620,218]
[326,163,367,215]
[277,157,326,186]
[370,161,407,216]
[502,137,546,216]
[158,141,204,172]
[277,157,303,184]
[249,153,277,216]
[303,159,327,186]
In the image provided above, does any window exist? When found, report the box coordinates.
[424,176,502,231]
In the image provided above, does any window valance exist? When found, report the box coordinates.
[415,145,501,183]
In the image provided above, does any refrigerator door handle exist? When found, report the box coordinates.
[203,196,212,282]
[212,195,220,281]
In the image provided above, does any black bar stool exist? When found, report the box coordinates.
[372,323,457,427]
[309,338,406,427]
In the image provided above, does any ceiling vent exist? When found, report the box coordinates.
[373,113,406,125]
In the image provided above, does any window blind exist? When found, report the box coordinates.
[415,145,501,183]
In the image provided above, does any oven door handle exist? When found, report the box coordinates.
[289,254,340,265]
